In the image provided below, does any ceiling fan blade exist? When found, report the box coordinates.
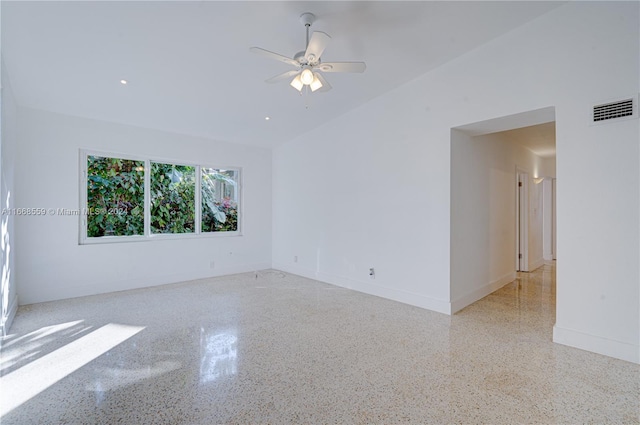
[315,73,332,92]
[316,62,366,73]
[250,47,299,67]
[305,32,331,62]
[265,70,300,84]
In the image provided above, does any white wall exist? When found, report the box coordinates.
[15,108,272,304]
[450,130,547,312]
[539,157,556,180]
[273,2,639,363]
[1,58,18,334]
[272,101,452,314]
[542,178,552,261]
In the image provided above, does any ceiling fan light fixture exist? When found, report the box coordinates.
[251,11,365,95]
[310,74,323,92]
[290,74,304,91]
[300,67,314,85]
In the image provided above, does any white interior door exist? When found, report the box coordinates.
[516,170,529,272]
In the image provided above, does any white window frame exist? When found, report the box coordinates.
[79,149,242,245]
[199,167,241,235]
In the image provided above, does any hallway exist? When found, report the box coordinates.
[1,264,638,424]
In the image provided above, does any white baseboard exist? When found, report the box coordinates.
[450,271,516,314]
[553,325,639,364]
[107,261,275,296]
[272,262,451,315]
[528,257,545,271]
[1,294,18,336]
[20,262,273,305]
[271,262,319,281]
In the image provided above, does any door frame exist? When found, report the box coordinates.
[516,168,529,272]
[552,177,557,260]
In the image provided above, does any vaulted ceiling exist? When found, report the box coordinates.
[1,1,564,148]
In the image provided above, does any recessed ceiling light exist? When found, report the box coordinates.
[265,116,270,121]
[120,79,128,85]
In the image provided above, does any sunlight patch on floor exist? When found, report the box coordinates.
[0,323,144,418]
[0,320,87,372]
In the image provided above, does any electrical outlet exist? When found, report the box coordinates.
[294,255,298,263]
[209,261,215,269]
[369,268,375,279]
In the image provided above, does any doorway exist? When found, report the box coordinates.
[450,106,556,313]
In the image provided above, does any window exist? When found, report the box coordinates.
[151,162,195,234]
[86,155,145,237]
[201,168,239,233]
[80,151,241,244]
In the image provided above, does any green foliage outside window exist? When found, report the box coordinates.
[86,155,239,239]
[150,163,195,234]
[87,156,145,237]
[201,169,238,232]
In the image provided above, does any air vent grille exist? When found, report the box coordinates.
[593,99,634,122]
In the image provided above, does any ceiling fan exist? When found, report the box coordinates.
[250,12,366,93]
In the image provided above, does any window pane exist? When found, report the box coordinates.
[87,156,145,237]
[201,168,238,232]
[150,162,196,234]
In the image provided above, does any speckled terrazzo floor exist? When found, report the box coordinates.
[1,264,638,424]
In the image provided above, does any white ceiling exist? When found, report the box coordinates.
[1,1,564,148]
[497,122,556,158]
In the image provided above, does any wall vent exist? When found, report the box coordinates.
[591,95,637,124]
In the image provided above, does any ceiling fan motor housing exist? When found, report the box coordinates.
[294,51,308,65]
[299,12,316,27]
